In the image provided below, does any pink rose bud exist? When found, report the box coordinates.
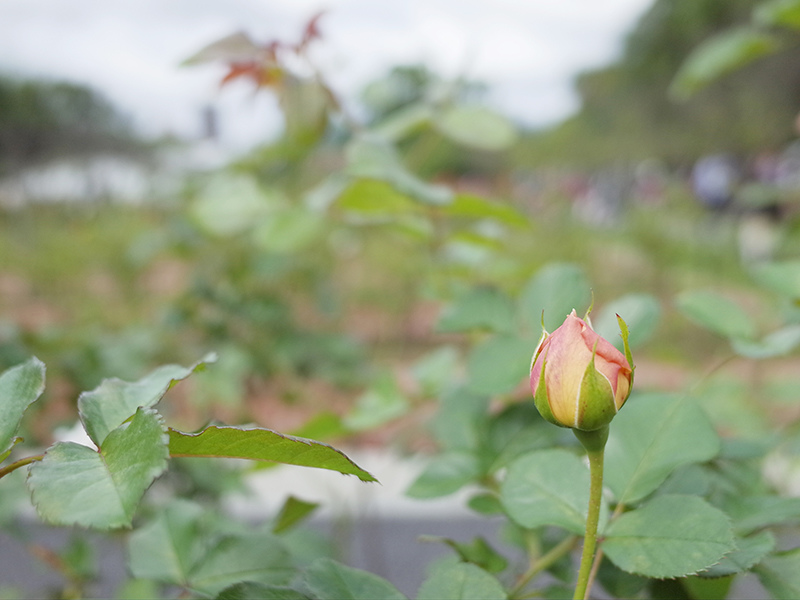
[530,310,633,431]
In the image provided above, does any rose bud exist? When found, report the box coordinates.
[530,309,633,431]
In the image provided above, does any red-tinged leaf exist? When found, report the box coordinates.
[220,62,281,88]
[300,11,326,48]
[168,426,377,482]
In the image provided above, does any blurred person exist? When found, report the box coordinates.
[690,153,739,213]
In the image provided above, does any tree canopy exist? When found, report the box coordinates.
[0,75,144,174]
[516,0,800,167]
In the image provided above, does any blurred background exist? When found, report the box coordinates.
[3,0,800,447]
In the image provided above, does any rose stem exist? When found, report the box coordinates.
[572,427,608,600]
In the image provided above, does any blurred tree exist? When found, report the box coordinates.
[516,0,800,165]
[0,76,144,174]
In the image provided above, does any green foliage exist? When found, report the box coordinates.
[416,560,506,600]
[272,496,319,534]
[78,354,214,446]
[670,28,781,99]
[0,356,375,537]
[0,75,143,172]
[676,289,756,341]
[604,393,721,505]
[501,449,609,534]
[519,263,592,332]
[592,294,661,351]
[167,426,376,482]
[466,335,531,395]
[602,495,735,578]
[302,559,406,600]
[28,408,169,529]
[517,0,800,163]
[435,106,518,152]
[342,372,409,431]
[755,549,800,599]
[0,357,45,461]
[437,287,516,334]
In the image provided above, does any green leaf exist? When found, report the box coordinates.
[191,174,275,236]
[732,325,800,359]
[115,578,161,600]
[593,294,660,351]
[755,0,800,30]
[429,387,489,452]
[273,496,319,534]
[466,335,531,396]
[500,449,608,535]
[723,496,800,535]
[189,532,294,596]
[406,451,481,499]
[670,28,780,99]
[675,290,755,341]
[442,194,528,227]
[302,558,406,600]
[604,393,721,505]
[337,179,419,218]
[755,549,800,600]
[419,536,508,574]
[343,372,408,431]
[701,530,775,577]
[28,408,169,529]
[0,357,46,460]
[437,287,516,334]
[603,495,735,578]
[435,106,518,152]
[752,259,800,298]
[416,561,506,600]
[518,263,591,332]
[411,346,460,397]
[346,135,452,206]
[372,102,433,141]
[289,412,349,442]
[484,403,564,472]
[216,583,311,600]
[467,493,504,516]
[683,575,734,600]
[168,426,377,482]
[181,31,260,65]
[79,354,215,446]
[252,208,324,253]
[657,464,712,497]
[596,560,649,600]
[128,499,207,586]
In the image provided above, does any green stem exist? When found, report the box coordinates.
[0,454,43,479]
[572,427,608,600]
[509,535,579,599]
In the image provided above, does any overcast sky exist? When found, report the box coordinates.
[0,0,654,153]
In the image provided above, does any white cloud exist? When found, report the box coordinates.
[0,0,654,151]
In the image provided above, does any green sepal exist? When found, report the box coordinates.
[617,313,635,385]
[530,323,549,372]
[533,353,563,428]
[573,426,609,454]
[584,291,596,327]
[575,342,616,431]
